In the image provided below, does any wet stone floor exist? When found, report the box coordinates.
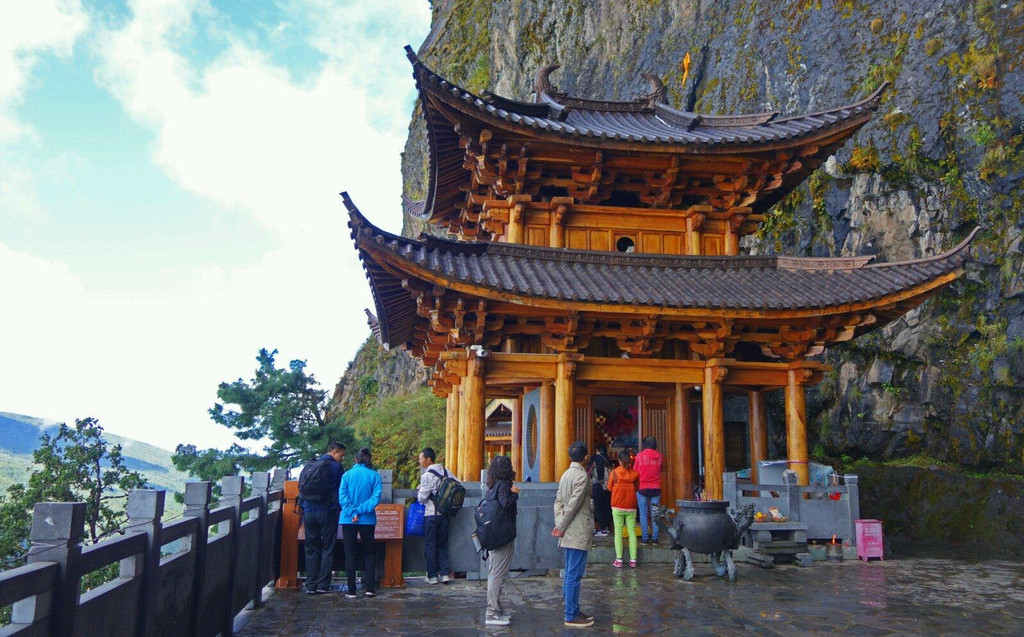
[238,554,1024,636]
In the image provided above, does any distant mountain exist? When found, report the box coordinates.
[0,412,190,497]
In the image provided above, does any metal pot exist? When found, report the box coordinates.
[673,500,741,554]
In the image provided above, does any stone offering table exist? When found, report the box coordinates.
[744,521,813,568]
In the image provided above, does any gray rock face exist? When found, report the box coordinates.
[396,0,1024,471]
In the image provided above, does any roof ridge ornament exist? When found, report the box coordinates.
[635,73,668,106]
[534,63,564,99]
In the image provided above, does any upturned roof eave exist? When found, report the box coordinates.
[344,194,974,347]
[407,45,882,154]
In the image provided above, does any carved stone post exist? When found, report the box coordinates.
[15,502,85,634]
[128,489,165,637]
[554,355,577,476]
[785,368,811,486]
[701,363,727,500]
[183,481,212,637]
[539,382,556,482]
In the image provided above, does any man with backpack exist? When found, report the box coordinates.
[417,447,459,584]
[299,441,346,594]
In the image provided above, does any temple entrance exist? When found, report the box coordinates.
[591,395,639,458]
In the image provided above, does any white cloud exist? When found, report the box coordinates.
[0,0,89,222]
[0,0,89,145]
[10,0,432,450]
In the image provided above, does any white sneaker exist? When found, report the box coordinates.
[440,574,451,584]
[486,614,511,626]
[595,530,609,537]
[425,575,439,585]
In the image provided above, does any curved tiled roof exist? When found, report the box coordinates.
[406,46,884,223]
[345,193,974,348]
[409,46,884,147]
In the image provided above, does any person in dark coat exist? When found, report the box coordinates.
[587,444,612,537]
[484,455,518,626]
[301,441,345,594]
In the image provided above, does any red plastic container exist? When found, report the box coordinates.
[855,519,884,561]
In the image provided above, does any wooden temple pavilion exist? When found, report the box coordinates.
[346,47,974,502]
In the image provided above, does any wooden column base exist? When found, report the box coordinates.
[276,480,301,589]
[380,540,405,588]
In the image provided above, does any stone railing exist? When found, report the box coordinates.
[0,470,286,637]
[723,471,861,543]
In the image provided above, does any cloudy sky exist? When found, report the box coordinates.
[1,0,432,451]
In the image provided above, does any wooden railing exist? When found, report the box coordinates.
[0,470,286,637]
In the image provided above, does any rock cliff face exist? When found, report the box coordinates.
[328,336,428,424]
[399,0,1024,472]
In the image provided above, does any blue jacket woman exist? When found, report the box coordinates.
[338,448,381,597]
[339,459,382,525]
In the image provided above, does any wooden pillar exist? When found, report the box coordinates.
[457,383,470,481]
[446,390,460,476]
[686,213,705,255]
[462,354,487,482]
[554,356,577,477]
[507,202,523,244]
[506,195,529,245]
[724,215,742,255]
[539,382,556,482]
[549,202,568,248]
[674,383,696,501]
[748,389,768,484]
[785,369,810,485]
[510,397,522,477]
[701,364,726,500]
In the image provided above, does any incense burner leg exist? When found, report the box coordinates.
[711,551,727,577]
[726,549,736,581]
[681,548,695,581]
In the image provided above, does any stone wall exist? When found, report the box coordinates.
[854,461,1024,557]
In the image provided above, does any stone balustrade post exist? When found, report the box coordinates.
[126,489,165,637]
[251,471,270,609]
[723,472,738,507]
[221,475,244,636]
[378,469,393,505]
[270,468,287,493]
[15,502,85,635]
[183,481,212,637]
[784,471,802,521]
[845,475,860,544]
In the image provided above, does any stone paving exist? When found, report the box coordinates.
[238,552,1024,636]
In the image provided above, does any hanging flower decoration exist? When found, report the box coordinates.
[604,408,635,438]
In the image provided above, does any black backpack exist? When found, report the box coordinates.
[429,467,466,516]
[298,456,333,504]
[475,483,517,552]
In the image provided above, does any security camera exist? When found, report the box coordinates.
[470,344,489,357]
